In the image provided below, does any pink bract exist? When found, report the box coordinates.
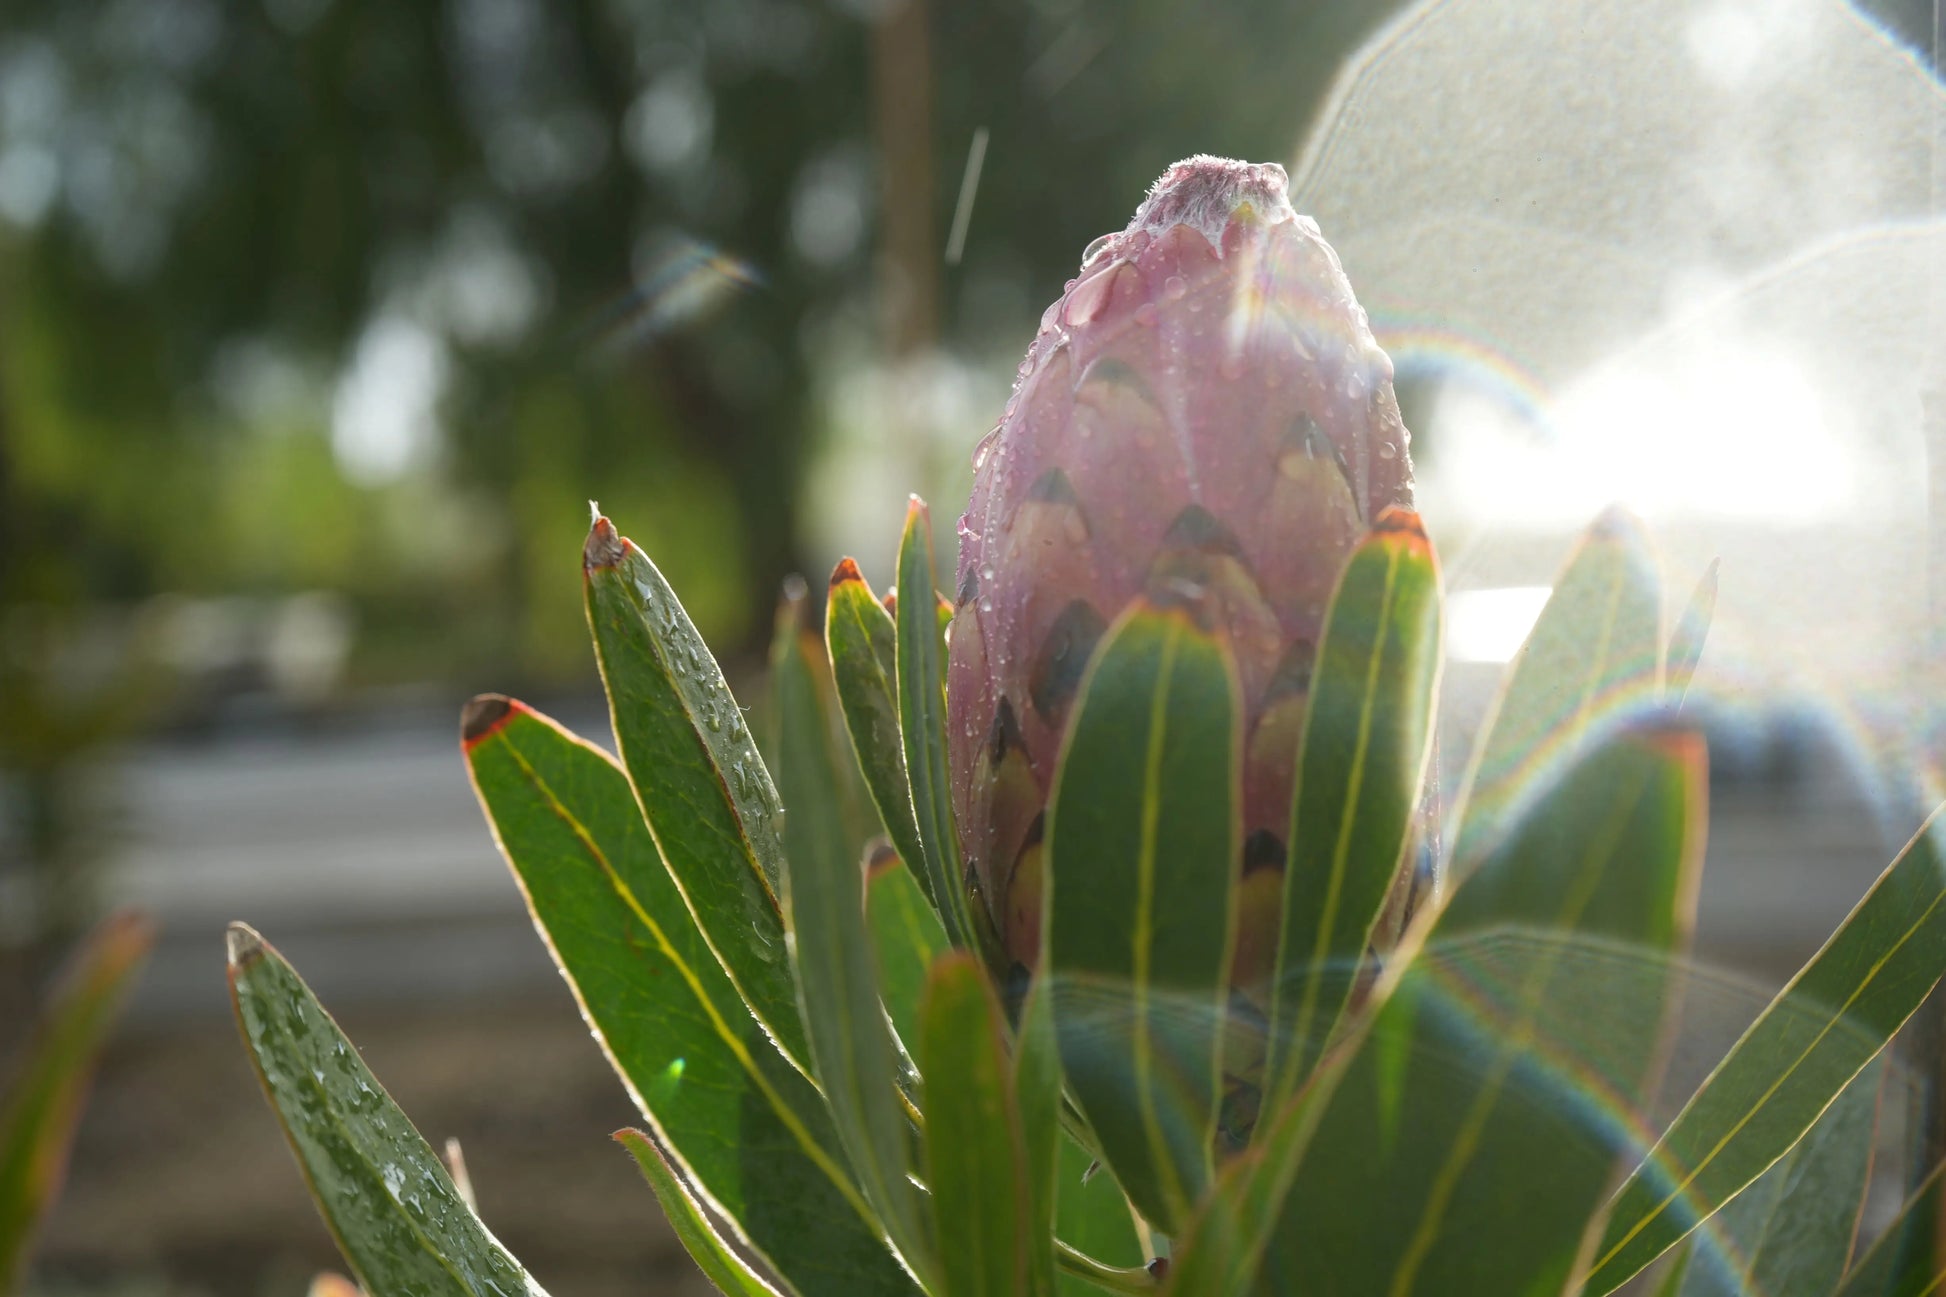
[946,155,1415,978]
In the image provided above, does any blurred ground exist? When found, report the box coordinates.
[16,698,730,1297]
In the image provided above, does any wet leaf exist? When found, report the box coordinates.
[462,697,916,1297]
[227,924,545,1297]
[582,515,810,1073]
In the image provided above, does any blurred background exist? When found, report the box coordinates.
[0,0,1941,1292]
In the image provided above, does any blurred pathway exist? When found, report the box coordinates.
[107,706,1911,1021]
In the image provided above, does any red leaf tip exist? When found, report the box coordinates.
[584,516,626,571]
[864,840,902,881]
[1373,505,1426,540]
[461,694,521,750]
[830,556,864,589]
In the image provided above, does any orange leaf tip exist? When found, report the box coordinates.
[584,516,626,571]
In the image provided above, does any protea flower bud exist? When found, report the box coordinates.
[947,156,1415,992]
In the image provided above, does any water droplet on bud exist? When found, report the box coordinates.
[1080,233,1115,267]
[1163,275,1187,300]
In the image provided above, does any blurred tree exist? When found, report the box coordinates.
[4,0,1657,942]
[0,0,1450,676]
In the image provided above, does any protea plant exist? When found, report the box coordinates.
[944,155,1425,1150]
[225,158,1946,1297]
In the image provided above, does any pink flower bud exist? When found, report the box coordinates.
[947,155,1414,981]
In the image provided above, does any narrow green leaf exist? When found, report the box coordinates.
[1053,1137,1147,1297]
[1667,559,1718,707]
[1045,598,1240,1236]
[1450,507,1663,876]
[896,498,975,949]
[614,1129,783,1297]
[462,697,916,1297]
[0,911,152,1290]
[1264,508,1442,1114]
[867,846,947,1051]
[1588,807,1946,1294]
[923,953,1032,1297]
[773,604,933,1287]
[1677,1056,1880,1297]
[1834,1157,1946,1297]
[1016,974,1061,1297]
[226,924,545,1297]
[1169,725,1705,1297]
[582,514,810,1073]
[829,558,932,906]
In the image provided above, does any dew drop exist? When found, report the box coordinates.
[1163,275,1187,300]
[979,598,993,613]
[979,565,995,581]
[1081,233,1115,267]
[1378,441,1398,461]
[972,427,999,469]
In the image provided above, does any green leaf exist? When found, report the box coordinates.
[1667,559,1718,707]
[462,697,916,1297]
[1053,1137,1147,1297]
[1834,1157,1946,1297]
[1588,807,1946,1294]
[1015,974,1061,1297]
[614,1129,783,1297]
[772,604,933,1287]
[582,514,810,1073]
[922,953,1032,1297]
[1450,507,1663,877]
[1264,508,1442,1114]
[226,924,545,1297]
[1045,598,1240,1236]
[1169,724,1705,1297]
[1676,1056,1879,1297]
[867,846,947,1051]
[0,911,152,1291]
[897,498,975,949]
[829,558,931,906]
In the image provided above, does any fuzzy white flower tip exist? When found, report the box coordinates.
[1129,155,1296,245]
